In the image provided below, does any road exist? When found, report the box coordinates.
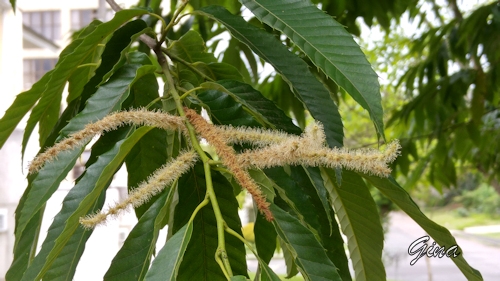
[248,211,500,280]
[385,211,500,281]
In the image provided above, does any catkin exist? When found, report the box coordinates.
[185,108,274,221]
[79,150,198,229]
[29,109,185,173]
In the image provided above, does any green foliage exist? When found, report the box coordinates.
[456,183,500,214]
[1,0,484,280]
[385,1,500,189]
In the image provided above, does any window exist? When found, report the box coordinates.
[23,11,61,40]
[71,9,114,31]
[23,59,57,89]
[71,9,94,31]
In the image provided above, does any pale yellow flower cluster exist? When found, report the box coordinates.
[28,109,185,174]
[216,121,400,177]
[29,108,400,228]
[185,108,274,221]
[80,150,198,229]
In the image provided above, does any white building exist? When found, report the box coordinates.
[0,1,144,280]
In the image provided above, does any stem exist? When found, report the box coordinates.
[164,48,215,82]
[225,224,260,260]
[145,96,165,109]
[203,161,234,278]
[77,62,100,68]
[160,0,190,45]
[148,12,167,32]
[28,205,45,267]
[189,196,210,223]
[156,39,233,279]
[106,0,233,276]
[179,86,204,100]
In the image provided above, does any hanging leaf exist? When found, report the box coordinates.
[105,187,172,281]
[240,0,384,140]
[196,5,344,147]
[19,128,133,281]
[270,204,342,281]
[14,146,84,244]
[16,10,148,153]
[144,223,193,281]
[364,175,484,281]
[321,169,386,281]
[33,126,153,281]
[173,163,248,280]
[198,80,301,134]
[60,61,157,137]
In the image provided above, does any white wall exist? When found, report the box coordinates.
[0,1,139,279]
[0,2,24,280]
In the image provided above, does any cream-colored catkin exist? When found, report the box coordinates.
[302,121,327,149]
[79,150,198,229]
[237,138,401,177]
[185,108,274,221]
[29,109,185,174]
[216,125,293,147]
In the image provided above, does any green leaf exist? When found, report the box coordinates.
[222,38,253,83]
[168,30,217,63]
[230,276,248,281]
[20,10,148,151]
[321,169,385,281]
[270,204,342,281]
[248,169,276,201]
[13,97,81,241]
[265,166,351,280]
[206,62,245,81]
[125,128,168,218]
[266,167,320,236]
[279,237,299,278]
[34,126,154,280]
[143,222,192,281]
[105,186,172,281]
[303,167,333,232]
[0,68,50,149]
[240,0,384,140]
[67,19,149,103]
[257,258,282,281]
[0,20,84,151]
[196,5,343,147]
[173,164,247,280]
[296,167,351,281]
[196,80,301,137]
[126,63,162,109]
[14,146,84,244]
[5,209,44,281]
[258,74,307,128]
[254,213,277,265]
[364,175,484,281]
[18,128,132,281]
[61,61,157,137]
[66,20,103,103]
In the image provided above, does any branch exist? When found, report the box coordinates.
[163,48,216,82]
[105,0,122,12]
[448,0,463,22]
[105,0,158,49]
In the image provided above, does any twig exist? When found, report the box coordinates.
[105,0,158,49]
